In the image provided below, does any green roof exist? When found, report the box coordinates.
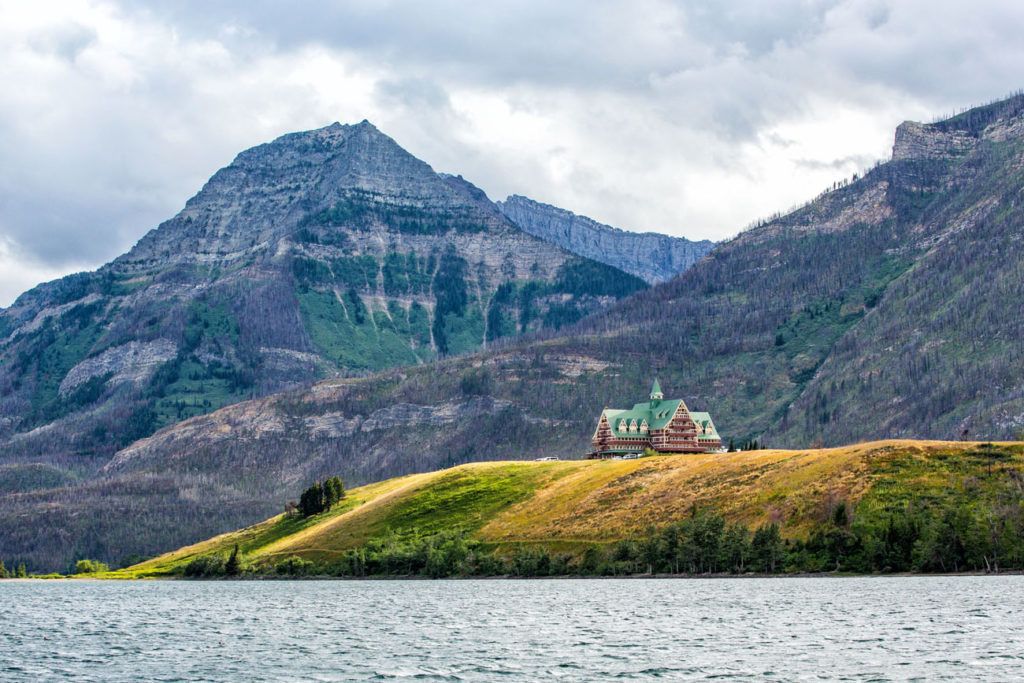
[604,399,683,432]
[690,412,720,439]
[601,403,719,439]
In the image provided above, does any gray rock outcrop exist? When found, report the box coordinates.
[497,195,715,284]
[892,95,1024,161]
[59,339,178,395]
[892,121,976,161]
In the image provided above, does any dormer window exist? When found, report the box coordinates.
[639,420,648,433]
[618,419,628,433]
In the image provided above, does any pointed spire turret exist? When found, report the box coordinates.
[650,378,663,401]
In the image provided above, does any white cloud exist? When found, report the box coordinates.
[1,0,1023,304]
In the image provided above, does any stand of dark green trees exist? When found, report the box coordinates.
[319,499,1024,577]
[297,476,345,517]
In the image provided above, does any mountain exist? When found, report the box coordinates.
[497,194,715,283]
[110,440,1024,578]
[6,93,1024,572]
[0,121,645,472]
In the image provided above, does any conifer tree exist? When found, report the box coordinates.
[0,559,6,578]
[752,523,783,573]
[299,481,325,517]
[323,476,345,508]
[225,544,241,576]
[16,562,27,578]
[721,524,751,573]
[323,479,337,509]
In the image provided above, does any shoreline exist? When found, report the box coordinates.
[14,569,1024,582]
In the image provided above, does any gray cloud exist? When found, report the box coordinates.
[28,21,97,62]
[793,154,878,172]
[1,0,1023,305]
[123,1,696,88]
[375,78,452,111]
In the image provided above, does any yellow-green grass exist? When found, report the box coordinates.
[108,439,1024,577]
[104,471,436,578]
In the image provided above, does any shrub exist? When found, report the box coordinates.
[275,556,315,576]
[74,559,110,574]
[509,547,552,577]
[183,555,226,577]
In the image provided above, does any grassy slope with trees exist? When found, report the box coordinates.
[99,440,1024,579]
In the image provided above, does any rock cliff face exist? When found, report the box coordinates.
[891,121,976,161]
[497,195,715,283]
[892,94,1024,160]
[58,339,178,396]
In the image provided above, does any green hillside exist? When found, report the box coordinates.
[107,440,1024,578]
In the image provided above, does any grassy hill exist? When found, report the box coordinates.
[108,439,1024,578]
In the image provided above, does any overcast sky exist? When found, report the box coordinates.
[1,0,1023,305]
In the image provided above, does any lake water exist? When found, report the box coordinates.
[2,576,1023,681]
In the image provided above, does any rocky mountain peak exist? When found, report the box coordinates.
[0,119,646,487]
[232,118,434,189]
[115,120,506,269]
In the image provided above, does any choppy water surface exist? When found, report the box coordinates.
[2,576,1023,681]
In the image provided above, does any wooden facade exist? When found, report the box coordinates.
[589,381,721,457]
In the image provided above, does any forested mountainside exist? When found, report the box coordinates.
[0,121,644,473]
[497,195,715,283]
[5,94,1024,572]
